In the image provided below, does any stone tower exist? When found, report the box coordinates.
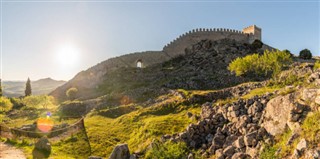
[242,25,262,43]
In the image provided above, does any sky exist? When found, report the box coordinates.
[0,0,319,81]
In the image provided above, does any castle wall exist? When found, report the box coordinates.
[162,28,250,57]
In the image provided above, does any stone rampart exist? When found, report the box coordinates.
[163,28,250,57]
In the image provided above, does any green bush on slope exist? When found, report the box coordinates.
[0,97,13,112]
[228,50,292,77]
[314,60,320,70]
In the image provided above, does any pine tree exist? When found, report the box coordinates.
[25,78,32,96]
[0,79,2,97]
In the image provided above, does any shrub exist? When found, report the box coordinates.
[66,87,78,100]
[228,50,292,77]
[314,60,320,70]
[145,141,188,159]
[299,49,312,59]
[251,39,263,50]
[0,97,13,112]
[283,49,294,57]
[228,53,261,77]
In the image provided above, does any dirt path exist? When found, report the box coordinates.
[0,142,26,159]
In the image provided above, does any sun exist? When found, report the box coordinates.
[56,45,80,67]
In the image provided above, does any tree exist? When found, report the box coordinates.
[25,77,32,96]
[0,79,2,97]
[251,39,263,50]
[66,87,78,100]
[299,49,312,59]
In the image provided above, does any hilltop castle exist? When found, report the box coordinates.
[163,25,262,57]
[51,25,266,99]
[84,25,263,73]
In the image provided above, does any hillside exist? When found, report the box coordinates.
[82,61,320,159]
[50,39,273,103]
[2,44,320,159]
[3,78,66,97]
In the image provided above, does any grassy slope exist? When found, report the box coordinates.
[85,102,201,157]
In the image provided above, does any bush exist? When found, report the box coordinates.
[0,97,13,112]
[66,87,78,100]
[283,49,294,57]
[228,50,292,77]
[251,39,263,50]
[145,141,188,159]
[314,60,320,70]
[299,49,312,59]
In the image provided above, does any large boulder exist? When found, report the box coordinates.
[109,144,130,159]
[262,93,308,135]
[262,93,295,135]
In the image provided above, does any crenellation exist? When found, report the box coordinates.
[162,25,262,58]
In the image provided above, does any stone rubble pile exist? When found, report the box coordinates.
[163,94,273,159]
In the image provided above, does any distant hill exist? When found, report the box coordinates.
[3,78,66,97]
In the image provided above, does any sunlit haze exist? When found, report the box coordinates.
[1,1,319,81]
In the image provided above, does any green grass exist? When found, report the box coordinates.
[242,87,279,99]
[85,104,200,158]
[301,112,320,145]
[144,141,188,159]
[260,129,295,159]
[51,131,91,158]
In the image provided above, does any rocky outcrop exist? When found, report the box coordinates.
[109,144,130,159]
[261,87,314,135]
[162,94,273,158]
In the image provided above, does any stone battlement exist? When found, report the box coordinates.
[163,25,262,57]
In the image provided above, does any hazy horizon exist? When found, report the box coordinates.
[1,1,319,81]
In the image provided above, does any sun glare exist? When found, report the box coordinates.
[56,45,80,67]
